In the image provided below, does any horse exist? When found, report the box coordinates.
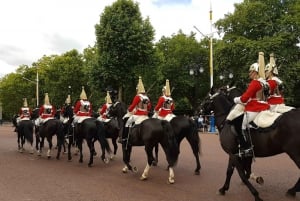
[12,115,34,154]
[109,101,201,175]
[108,101,180,183]
[74,117,112,167]
[35,118,65,160]
[92,111,121,158]
[200,86,300,201]
[60,104,79,160]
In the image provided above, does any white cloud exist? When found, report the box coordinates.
[0,0,242,77]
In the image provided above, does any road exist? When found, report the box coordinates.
[0,123,298,201]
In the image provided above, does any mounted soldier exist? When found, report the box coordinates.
[73,86,92,127]
[120,76,151,143]
[15,98,32,132]
[265,53,294,113]
[37,93,56,126]
[153,79,176,121]
[98,91,113,123]
[230,52,270,157]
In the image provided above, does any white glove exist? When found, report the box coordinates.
[234,97,242,104]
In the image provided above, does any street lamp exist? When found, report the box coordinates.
[219,72,234,84]
[22,66,39,107]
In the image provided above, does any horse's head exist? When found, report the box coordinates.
[61,104,74,118]
[31,108,40,120]
[107,101,127,119]
[200,86,238,117]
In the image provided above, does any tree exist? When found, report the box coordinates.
[214,0,300,106]
[155,31,210,112]
[94,0,156,103]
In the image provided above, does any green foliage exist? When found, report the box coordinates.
[94,0,156,103]
[214,0,300,104]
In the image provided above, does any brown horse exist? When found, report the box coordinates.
[201,86,300,201]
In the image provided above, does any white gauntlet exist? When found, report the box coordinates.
[234,97,242,104]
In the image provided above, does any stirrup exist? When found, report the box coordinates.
[236,147,253,158]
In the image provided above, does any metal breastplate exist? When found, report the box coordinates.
[80,100,90,112]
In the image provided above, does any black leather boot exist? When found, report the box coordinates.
[238,129,253,157]
[118,127,129,144]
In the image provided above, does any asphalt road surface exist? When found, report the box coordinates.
[0,123,299,201]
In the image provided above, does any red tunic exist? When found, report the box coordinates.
[74,100,92,116]
[19,107,32,119]
[128,94,151,116]
[39,105,56,119]
[99,103,111,119]
[154,95,175,117]
[240,79,270,112]
[267,79,284,105]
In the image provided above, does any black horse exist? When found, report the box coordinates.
[35,118,65,160]
[92,111,121,158]
[12,115,34,154]
[108,101,180,183]
[60,104,79,160]
[201,86,300,201]
[75,117,112,167]
[109,101,201,175]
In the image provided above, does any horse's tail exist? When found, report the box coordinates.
[96,121,112,154]
[23,120,34,144]
[161,120,179,167]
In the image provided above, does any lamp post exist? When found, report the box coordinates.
[193,2,215,89]
[219,72,234,84]
[22,66,39,107]
[189,66,204,111]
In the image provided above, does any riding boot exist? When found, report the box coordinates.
[118,126,128,144]
[238,129,253,157]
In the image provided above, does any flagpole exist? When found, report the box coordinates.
[209,1,213,89]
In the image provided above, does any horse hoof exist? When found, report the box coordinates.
[103,158,110,164]
[194,170,200,175]
[140,175,148,181]
[286,189,296,197]
[167,178,175,184]
[47,156,51,159]
[256,177,264,185]
[217,189,226,195]
[122,166,128,173]
[133,166,138,173]
[88,163,93,167]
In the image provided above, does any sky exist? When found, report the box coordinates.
[0,0,243,77]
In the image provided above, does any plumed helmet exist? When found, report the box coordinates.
[258,52,266,79]
[44,93,50,105]
[136,76,145,94]
[249,62,259,72]
[165,79,171,96]
[105,91,112,104]
[265,53,279,75]
[65,94,71,104]
[80,86,87,100]
[23,98,28,107]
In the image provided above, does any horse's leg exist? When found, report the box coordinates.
[78,139,83,163]
[287,177,300,197]
[152,144,158,166]
[87,138,95,167]
[17,134,21,152]
[185,135,201,175]
[122,144,134,173]
[67,133,73,161]
[218,157,235,195]
[56,136,63,160]
[112,138,118,157]
[46,136,53,159]
[233,156,263,201]
[140,145,155,180]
